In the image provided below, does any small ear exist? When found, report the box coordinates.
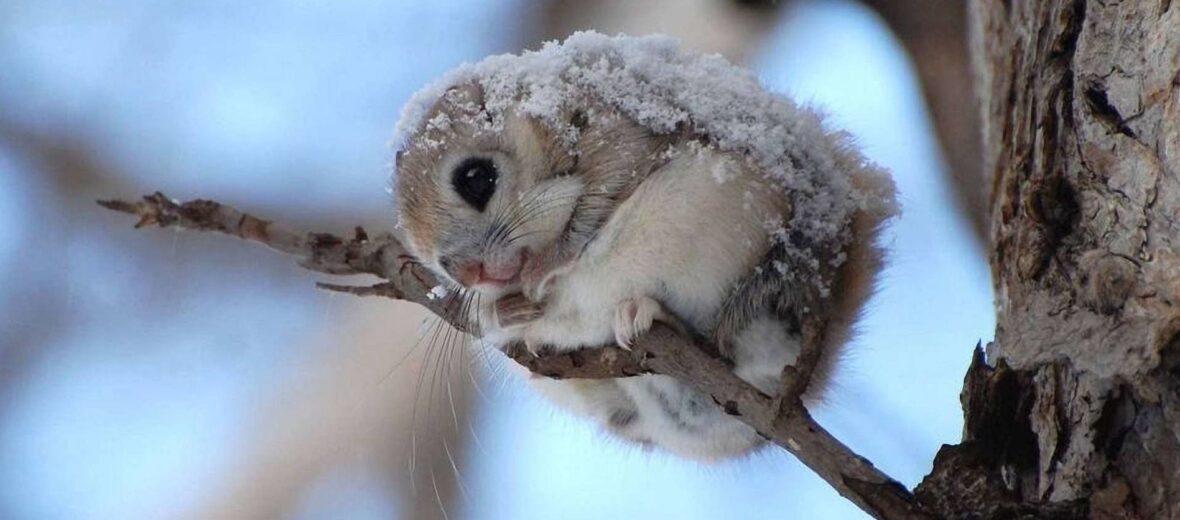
[441,82,489,117]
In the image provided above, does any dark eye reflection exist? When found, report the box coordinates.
[451,157,498,211]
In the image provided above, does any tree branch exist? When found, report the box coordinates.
[99,191,930,519]
[858,0,987,243]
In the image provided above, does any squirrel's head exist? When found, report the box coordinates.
[393,83,584,296]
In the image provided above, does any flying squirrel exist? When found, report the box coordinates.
[392,33,897,461]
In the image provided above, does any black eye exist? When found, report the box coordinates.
[451,157,498,211]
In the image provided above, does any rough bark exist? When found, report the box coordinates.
[914,1,1180,518]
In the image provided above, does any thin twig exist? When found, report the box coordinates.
[98,192,456,325]
[316,281,405,299]
[99,192,930,519]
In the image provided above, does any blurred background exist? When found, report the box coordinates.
[0,0,992,518]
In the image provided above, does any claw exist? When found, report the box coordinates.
[612,296,665,350]
[524,336,543,356]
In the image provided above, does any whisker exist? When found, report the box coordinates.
[468,421,488,457]
[425,315,452,441]
[430,466,451,520]
[429,288,475,442]
[481,183,549,250]
[408,296,457,495]
[381,314,438,384]
[442,437,470,504]
[485,184,581,250]
[468,293,502,401]
[498,191,580,235]
[492,194,581,248]
[501,229,549,246]
[408,433,418,497]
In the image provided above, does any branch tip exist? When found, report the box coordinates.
[96,198,136,214]
[316,281,404,299]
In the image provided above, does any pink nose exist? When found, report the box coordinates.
[456,261,486,287]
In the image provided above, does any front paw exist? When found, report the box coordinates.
[495,292,544,329]
[520,246,575,302]
[612,296,669,350]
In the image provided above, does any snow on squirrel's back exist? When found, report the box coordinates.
[395,31,897,292]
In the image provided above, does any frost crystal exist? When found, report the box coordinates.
[395,32,897,291]
[427,285,449,300]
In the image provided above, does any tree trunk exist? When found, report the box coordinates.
[917,1,1180,518]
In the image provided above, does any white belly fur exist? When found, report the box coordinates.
[524,148,781,349]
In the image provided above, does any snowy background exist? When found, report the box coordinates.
[0,0,991,518]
